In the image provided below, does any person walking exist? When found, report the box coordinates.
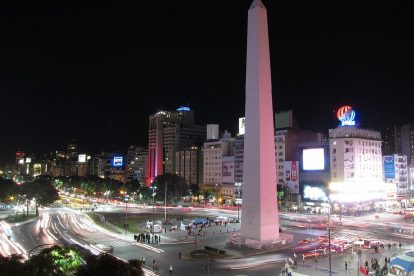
[345,260,348,271]
[169,265,173,275]
[388,243,391,251]
[178,251,181,259]
[399,242,402,250]
[302,254,305,265]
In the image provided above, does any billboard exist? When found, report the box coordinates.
[302,148,325,171]
[384,156,395,179]
[78,154,87,163]
[112,156,123,167]
[301,182,328,202]
[222,156,234,183]
[284,161,299,193]
[238,117,245,135]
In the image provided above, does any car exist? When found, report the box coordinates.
[302,249,327,259]
[298,238,313,245]
[92,243,114,253]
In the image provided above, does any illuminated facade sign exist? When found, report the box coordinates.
[238,117,245,135]
[337,105,356,126]
[176,106,190,111]
[78,154,87,163]
[112,156,123,167]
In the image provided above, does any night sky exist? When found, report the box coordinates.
[1,2,413,165]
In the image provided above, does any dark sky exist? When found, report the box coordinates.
[1,1,413,165]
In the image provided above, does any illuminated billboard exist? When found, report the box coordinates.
[25,158,31,163]
[302,148,325,171]
[78,154,87,163]
[284,161,299,193]
[222,156,234,183]
[337,105,356,126]
[383,156,395,179]
[238,117,245,135]
[112,156,123,167]
[301,182,328,202]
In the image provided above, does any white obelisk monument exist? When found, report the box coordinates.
[240,0,280,245]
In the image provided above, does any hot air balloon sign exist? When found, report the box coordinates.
[337,106,356,126]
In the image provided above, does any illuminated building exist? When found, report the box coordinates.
[329,126,382,183]
[328,106,395,207]
[235,112,323,203]
[383,154,408,197]
[126,146,148,185]
[15,150,25,175]
[203,131,235,204]
[175,146,203,187]
[147,107,205,186]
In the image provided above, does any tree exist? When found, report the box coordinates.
[153,174,188,203]
[0,178,18,203]
[25,245,83,276]
[0,254,26,274]
[77,253,143,276]
[22,177,59,216]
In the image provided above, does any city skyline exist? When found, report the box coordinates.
[1,2,414,164]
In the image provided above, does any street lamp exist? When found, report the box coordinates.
[124,194,129,236]
[194,253,210,276]
[150,185,157,213]
[325,199,332,276]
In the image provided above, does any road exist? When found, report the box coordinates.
[2,206,414,275]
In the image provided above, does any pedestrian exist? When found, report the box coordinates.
[345,260,348,271]
[142,257,145,265]
[302,254,305,265]
[178,251,181,259]
[365,260,369,270]
[388,243,391,250]
[152,259,156,268]
[293,252,297,259]
[399,242,402,250]
[169,264,173,275]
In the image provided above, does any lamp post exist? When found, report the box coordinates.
[150,186,157,213]
[164,179,167,221]
[327,200,332,276]
[194,253,210,276]
[124,194,129,236]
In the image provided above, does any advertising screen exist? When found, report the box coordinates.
[222,156,235,183]
[112,157,123,167]
[383,156,395,179]
[284,161,299,193]
[78,154,87,163]
[239,117,245,135]
[302,182,328,202]
[302,148,325,171]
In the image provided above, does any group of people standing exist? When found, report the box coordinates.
[134,232,161,244]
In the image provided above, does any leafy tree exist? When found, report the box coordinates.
[153,173,188,203]
[0,254,26,274]
[22,177,59,216]
[77,253,143,276]
[0,177,18,202]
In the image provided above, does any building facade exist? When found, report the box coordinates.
[147,107,205,186]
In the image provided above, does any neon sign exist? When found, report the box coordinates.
[176,106,190,111]
[337,105,356,126]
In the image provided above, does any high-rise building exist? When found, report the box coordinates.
[329,126,383,183]
[394,124,414,166]
[203,131,235,205]
[126,146,147,183]
[383,154,408,197]
[175,146,203,187]
[147,107,205,186]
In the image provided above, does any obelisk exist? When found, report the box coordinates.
[240,0,279,245]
